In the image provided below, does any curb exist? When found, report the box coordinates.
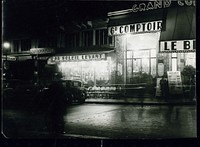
[85,100,196,105]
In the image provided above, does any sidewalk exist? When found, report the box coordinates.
[85,97,196,105]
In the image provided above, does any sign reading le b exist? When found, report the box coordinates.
[160,40,196,53]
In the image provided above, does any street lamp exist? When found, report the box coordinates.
[3,42,10,61]
[3,42,11,79]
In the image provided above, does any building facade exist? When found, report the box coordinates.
[3,1,196,99]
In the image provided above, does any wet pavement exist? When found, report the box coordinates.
[2,103,197,139]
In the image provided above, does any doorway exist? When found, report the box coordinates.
[126,32,160,84]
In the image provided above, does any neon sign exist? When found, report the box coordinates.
[132,0,195,13]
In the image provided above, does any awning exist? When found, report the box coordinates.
[108,6,196,41]
[160,6,196,41]
[47,48,115,65]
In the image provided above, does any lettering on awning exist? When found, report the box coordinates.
[48,53,106,64]
[159,40,196,53]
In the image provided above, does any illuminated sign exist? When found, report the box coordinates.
[48,53,106,64]
[132,0,171,12]
[108,0,195,16]
[132,0,195,13]
[108,21,162,36]
[160,40,196,53]
[30,48,55,55]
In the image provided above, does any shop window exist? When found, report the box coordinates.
[185,53,195,68]
[127,51,132,59]
[142,58,150,73]
[58,60,110,87]
[151,58,157,77]
[150,49,156,57]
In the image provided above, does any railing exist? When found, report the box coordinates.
[86,83,147,99]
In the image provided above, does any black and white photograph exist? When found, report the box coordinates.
[1,0,197,145]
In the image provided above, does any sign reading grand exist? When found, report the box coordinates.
[160,40,196,53]
[30,48,55,55]
[48,53,106,64]
[108,21,162,36]
[132,0,195,13]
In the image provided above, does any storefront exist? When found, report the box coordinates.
[45,1,195,99]
[107,1,196,98]
[47,50,115,87]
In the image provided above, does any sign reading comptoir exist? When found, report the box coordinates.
[108,21,162,36]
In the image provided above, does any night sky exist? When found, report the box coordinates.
[3,0,139,39]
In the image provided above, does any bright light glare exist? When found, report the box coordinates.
[3,42,10,49]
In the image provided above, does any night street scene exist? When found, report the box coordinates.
[1,0,197,146]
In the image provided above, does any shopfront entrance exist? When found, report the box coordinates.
[125,32,160,84]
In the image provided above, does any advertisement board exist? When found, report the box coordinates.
[167,71,183,95]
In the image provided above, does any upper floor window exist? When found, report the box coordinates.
[96,29,114,46]
[21,39,31,51]
[13,40,19,52]
[82,31,93,47]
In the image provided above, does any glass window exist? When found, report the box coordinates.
[150,49,156,57]
[133,59,141,73]
[142,58,149,73]
[151,59,157,77]
[127,51,132,58]
[185,53,196,68]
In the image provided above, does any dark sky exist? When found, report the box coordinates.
[3,0,138,39]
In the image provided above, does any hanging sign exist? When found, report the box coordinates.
[108,21,162,36]
[160,40,196,53]
[167,71,183,95]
